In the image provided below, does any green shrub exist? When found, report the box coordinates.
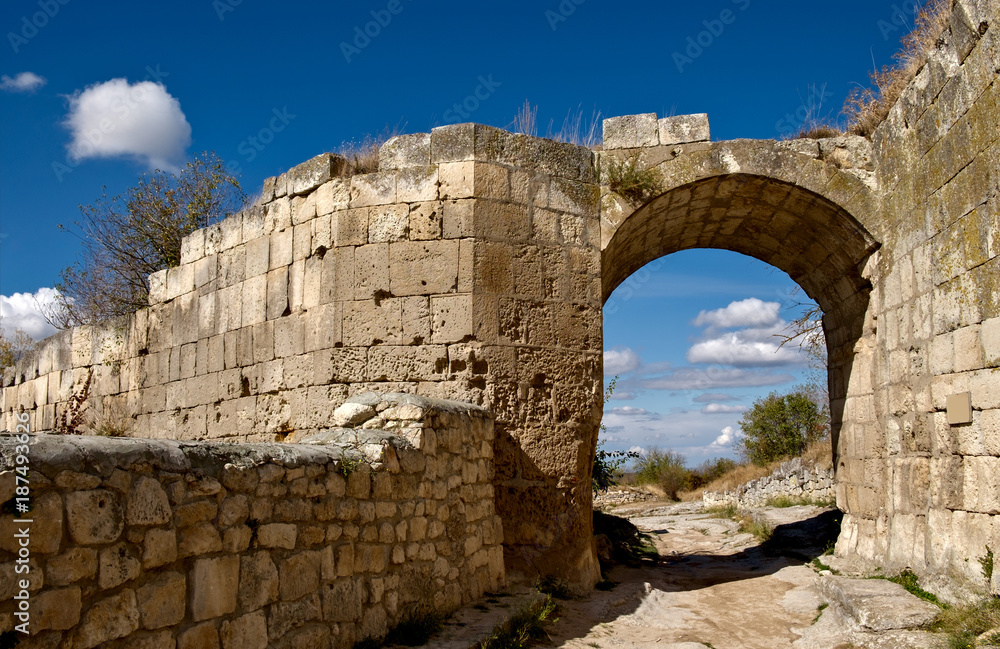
[474,597,558,649]
[633,448,690,500]
[738,392,827,466]
[601,153,660,205]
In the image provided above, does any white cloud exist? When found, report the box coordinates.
[711,425,742,448]
[608,406,660,419]
[604,347,641,376]
[1,288,61,341]
[693,393,738,403]
[0,72,46,93]
[627,445,646,456]
[687,330,802,366]
[639,367,794,391]
[692,298,781,329]
[701,403,748,414]
[64,78,192,170]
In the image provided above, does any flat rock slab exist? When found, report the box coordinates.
[818,575,940,631]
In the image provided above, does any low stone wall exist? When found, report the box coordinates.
[0,394,504,649]
[593,488,653,508]
[703,458,835,510]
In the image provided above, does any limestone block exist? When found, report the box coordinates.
[389,240,460,296]
[658,113,712,146]
[439,162,474,200]
[431,295,473,344]
[136,572,186,630]
[0,491,61,554]
[397,166,439,203]
[177,622,220,649]
[125,476,172,526]
[166,264,195,301]
[99,542,141,589]
[244,235,270,279]
[333,401,376,426]
[368,345,448,382]
[443,199,474,238]
[351,172,397,207]
[220,611,268,649]
[179,523,224,557]
[602,113,658,149]
[369,204,409,243]
[964,456,1000,513]
[238,552,279,610]
[289,153,346,196]
[33,586,81,632]
[408,201,443,241]
[143,528,177,569]
[220,214,244,251]
[278,550,321,601]
[70,589,140,649]
[46,547,97,586]
[380,133,431,170]
[322,578,363,622]
[266,196,291,232]
[190,556,239,621]
[355,243,390,299]
[954,324,984,371]
[66,490,123,545]
[181,229,206,264]
[314,178,350,215]
[242,205,266,241]
[148,269,168,304]
[983,317,1000,367]
[258,522,297,549]
[343,299,403,347]
[270,228,293,270]
[335,207,369,247]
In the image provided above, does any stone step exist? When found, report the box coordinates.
[817,575,941,632]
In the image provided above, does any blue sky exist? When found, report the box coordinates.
[0,0,921,462]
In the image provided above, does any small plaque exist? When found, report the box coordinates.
[946,392,973,425]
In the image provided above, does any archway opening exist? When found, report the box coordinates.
[598,173,880,500]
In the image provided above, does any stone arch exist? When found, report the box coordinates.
[601,167,882,466]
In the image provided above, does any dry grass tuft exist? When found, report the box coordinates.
[510,101,603,148]
[797,126,845,139]
[332,124,404,176]
[844,0,952,137]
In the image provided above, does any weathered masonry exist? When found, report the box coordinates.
[2,0,999,632]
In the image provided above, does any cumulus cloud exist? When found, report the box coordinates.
[0,72,46,93]
[639,367,794,391]
[687,330,802,366]
[1,288,61,341]
[64,78,192,170]
[701,403,748,414]
[711,425,742,448]
[693,298,781,329]
[604,347,641,376]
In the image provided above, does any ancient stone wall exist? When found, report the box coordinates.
[834,0,1000,594]
[702,458,835,510]
[1,126,602,588]
[0,394,504,648]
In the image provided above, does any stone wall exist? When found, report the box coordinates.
[0,394,504,648]
[702,458,835,510]
[833,0,1000,594]
[0,126,603,588]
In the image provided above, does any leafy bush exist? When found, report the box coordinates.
[633,448,690,500]
[738,392,828,466]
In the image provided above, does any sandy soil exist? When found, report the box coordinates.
[422,500,857,649]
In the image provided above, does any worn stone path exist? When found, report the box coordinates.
[416,500,944,649]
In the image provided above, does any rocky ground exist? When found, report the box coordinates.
[414,500,949,649]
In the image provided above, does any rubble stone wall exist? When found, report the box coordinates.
[0,394,505,648]
[702,458,836,510]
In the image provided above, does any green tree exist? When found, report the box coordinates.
[633,448,690,501]
[737,391,827,466]
[53,151,244,326]
[0,322,35,371]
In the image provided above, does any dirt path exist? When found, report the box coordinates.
[425,501,854,649]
